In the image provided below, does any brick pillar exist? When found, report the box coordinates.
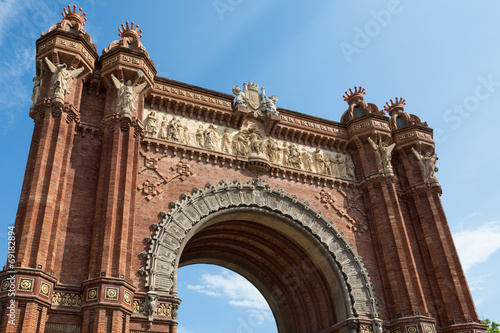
[88,46,153,281]
[14,16,96,275]
[397,141,482,331]
[15,100,80,272]
[88,113,143,279]
[37,305,48,333]
[112,309,123,333]
[351,125,428,319]
[20,302,39,332]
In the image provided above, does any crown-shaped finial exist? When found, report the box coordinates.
[343,86,366,104]
[247,82,259,91]
[383,97,406,115]
[61,5,87,25]
[118,21,143,39]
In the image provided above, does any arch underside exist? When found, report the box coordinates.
[144,179,379,332]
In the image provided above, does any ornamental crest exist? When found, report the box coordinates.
[232,82,278,117]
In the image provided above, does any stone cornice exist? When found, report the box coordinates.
[36,30,98,71]
[29,99,80,125]
[101,113,145,137]
[400,182,442,201]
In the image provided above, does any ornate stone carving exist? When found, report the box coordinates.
[373,319,383,333]
[138,153,193,201]
[232,82,278,117]
[221,128,232,153]
[368,133,396,172]
[103,21,149,58]
[111,69,147,114]
[384,97,428,129]
[144,111,159,137]
[317,189,368,233]
[411,147,438,182]
[204,124,220,150]
[31,71,42,107]
[44,5,96,49]
[51,292,82,309]
[143,112,356,180]
[44,57,84,99]
[146,291,158,325]
[144,179,378,318]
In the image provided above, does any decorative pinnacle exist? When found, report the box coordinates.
[61,5,87,25]
[383,97,406,114]
[343,86,366,104]
[118,21,143,39]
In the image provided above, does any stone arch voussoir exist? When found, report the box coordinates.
[142,178,379,318]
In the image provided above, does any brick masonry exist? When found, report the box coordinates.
[0,5,488,333]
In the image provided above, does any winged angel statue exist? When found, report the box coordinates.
[44,57,84,98]
[111,69,148,114]
[367,133,396,172]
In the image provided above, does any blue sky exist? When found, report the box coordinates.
[1,0,499,331]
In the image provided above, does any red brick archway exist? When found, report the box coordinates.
[0,5,487,333]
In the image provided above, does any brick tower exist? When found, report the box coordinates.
[0,5,487,333]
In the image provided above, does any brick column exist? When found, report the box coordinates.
[350,120,428,319]
[397,140,483,331]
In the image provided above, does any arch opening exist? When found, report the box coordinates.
[177,210,345,332]
[144,180,379,332]
[177,264,278,333]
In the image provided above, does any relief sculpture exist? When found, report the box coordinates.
[143,112,356,181]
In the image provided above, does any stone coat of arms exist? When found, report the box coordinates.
[232,82,278,117]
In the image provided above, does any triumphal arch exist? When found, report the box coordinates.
[0,5,487,333]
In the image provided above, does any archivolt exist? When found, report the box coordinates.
[143,178,379,318]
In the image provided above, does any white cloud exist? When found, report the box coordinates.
[187,270,270,310]
[452,221,500,272]
[177,327,196,333]
[0,0,20,46]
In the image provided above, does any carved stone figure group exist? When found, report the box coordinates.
[232,82,279,117]
[144,114,356,180]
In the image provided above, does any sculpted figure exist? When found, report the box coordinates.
[144,111,158,136]
[204,124,219,150]
[168,117,181,142]
[288,144,302,169]
[266,95,279,115]
[31,75,41,105]
[233,130,249,155]
[302,149,313,171]
[232,85,247,107]
[328,155,338,177]
[266,138,281,163]
[367,133,396,172]
[323,155,333,175]
[221,128,232,153]
[111,69,148,114]
[44,57,84,98]
[248,130,262,154]
[282,143,291,166]
[159,116,169,139]
[313,147,325,174]
[345,156,356,180]
[182,124,190,144]
[411,147,439,181]
[337,154,347,178]
[146,291,158,324]
[196,125,204,147]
